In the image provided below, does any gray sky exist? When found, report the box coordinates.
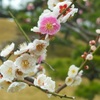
[2,0,34,10]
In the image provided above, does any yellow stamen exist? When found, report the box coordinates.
[68,78,73,82]
[72,70,76,73]
[21,60,29,68]
[59,0,64,2]
[7,67,12,75]
[36,44,44,51]
[46,23,53,30]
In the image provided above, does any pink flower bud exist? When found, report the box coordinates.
[84,65,89,70]
[89,40,96,46]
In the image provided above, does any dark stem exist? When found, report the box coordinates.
[55,83,67,93]
[15,78,74,99]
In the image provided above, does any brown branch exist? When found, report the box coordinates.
[15,78,74,99]
[55,83,67,93]
[64,22,89,42]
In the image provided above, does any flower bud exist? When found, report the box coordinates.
[81,52,88,59]
[81,54,85,59]
[89,40,96,46]
[84,65,89,70]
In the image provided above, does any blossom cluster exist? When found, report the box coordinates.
[0,0,99,99]
[0,0,79,95]
[0,38,49,92]
[65,65,83,86]
[31,0,78,35]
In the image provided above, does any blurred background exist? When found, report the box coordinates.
[0,0,100,100]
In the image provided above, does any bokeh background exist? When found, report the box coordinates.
[0,0,100,100]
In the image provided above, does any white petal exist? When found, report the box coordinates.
[7,82,27,93]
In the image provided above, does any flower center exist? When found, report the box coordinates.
[72,69,76,74]
[38,79,44,86]
[36,44,44,51]
[59,4,71,16]
[16,69,23,76]
[46,22,53,30]
[7,67,12,75]
[21,60,29,68]
[68,78,73,82]
[59,0,64,2]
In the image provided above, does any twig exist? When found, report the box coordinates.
[42,61,55,71]
[55,83,67,93]
[8,11,31,43]
[79,35,100,72]
[15,78,74,99]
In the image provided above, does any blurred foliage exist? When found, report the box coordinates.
[45,57,72,80]
[75,81,100,100]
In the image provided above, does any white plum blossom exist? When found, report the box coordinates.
[65,75,82,86]
[47,0,71,10]
[0,60,16,81]
[90,45,96,51]
[53,1,78,23]
[65,76,74,86]
[47,0,60,10]
[14,53,36,74]
[65,65,83,86]
[7,82,27,93]
[86,53,93,60]
[14,42,28,55]
[34,74,55,92]
[0,78,11,90]
[34,74,46,87]
[28,39,49,56]
[43,77,55,92]
[0,43,15,57]
[68,65,79,77]
[96,29,100,34]
[71,76,82,86]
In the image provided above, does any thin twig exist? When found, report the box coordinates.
[79,35,100,72]
[8,11,31,43]
[15,78,74,99]
[55,83,67,93]
[42,61,55,71]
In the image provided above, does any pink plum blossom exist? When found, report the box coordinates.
[39,16,61,35]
